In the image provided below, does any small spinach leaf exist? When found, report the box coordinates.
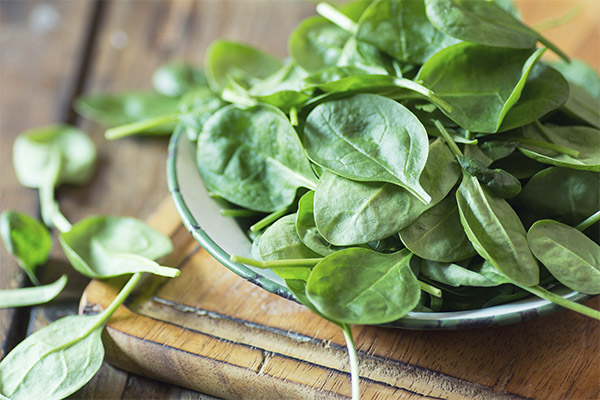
[0,211,52,286]
[152,62,208,97]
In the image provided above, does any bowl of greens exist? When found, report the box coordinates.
[162,0,600,330]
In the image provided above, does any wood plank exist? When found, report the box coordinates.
[82,199,599,399]
[0,0,94,357]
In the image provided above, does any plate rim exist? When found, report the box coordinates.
[166,126,590,330]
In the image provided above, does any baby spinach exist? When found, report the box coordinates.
[59,216,178,279]
[528,219,600,295]
[0,272,141,400]
[0,210,52,286]
[13,124,96,231]
[517,167,599,225]
[177,88,227,142]
[419,259,499,288]
[258,214,321,263]
[305,248,420,325]
[356,0,459,64]
[457,155,522,199]
[75,91,179,132]
[152,62,207,97]
[295,191,341,256]
[416,44,545,133]
[313,139,459,245]
[0,274,67,308]
[399,194,476,263]
[196,103,317,212]
[304,93,431,203]
[424,0,568,60]
[205,40,282,93]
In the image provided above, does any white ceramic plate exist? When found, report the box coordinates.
[167,127,587,329]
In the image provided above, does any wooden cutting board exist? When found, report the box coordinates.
[80,197,599,400]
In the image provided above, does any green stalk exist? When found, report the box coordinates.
[575,210,600,232]
[518,138,580,157]
[289,107,299,126]
[341,323,360,400]
[220,208,259,218]
[419,280,442,298]
[520,284,600,320]
[393,78,453,114]
[97,272,143,326]
[231,255,322,269]
[250,207,289,232]
[105,113,179,140]
[316,2,358,35]
[434,120,464,158]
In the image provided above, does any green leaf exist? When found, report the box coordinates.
[0,211,52,286]
[456,174,539,286]
[197,103,317,212]
[304,93,431,203]
[399,194,475,263]
[424,0,568,60]
[247,61,312,110]
[313,139,460,245]
[13,124,97,189]
[306,248,420,325]
[356,0,459,64]
[416,44,545,133]
[59,215,177,279]
[549,59,600,99]
[528,219,600,295]
[177,88,227,142]
[205,40,282,93]
[152,62,208,97]
[0,275,67,308]
[519,123,600,171]
[74,91,179,132]
[517,167,599,226]
[420,259,499,288]
[295,191,341,256]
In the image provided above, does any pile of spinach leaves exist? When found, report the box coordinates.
[3,1,599,399]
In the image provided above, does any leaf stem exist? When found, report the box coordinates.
[105,113,179,140]
[393,78,452,114]
[289,107,299,126]
[419,280,442,298]
[39,184,72,233]
[231,255,322,269]
[575,210,600,232]
[521,284,600,320]
[341,323,360,400]
[434,120,464,158]
[250,207,289,232]
[97,272,143,326]
[518,138,579,157]
[220,208,260,218]
[316,2,358,35]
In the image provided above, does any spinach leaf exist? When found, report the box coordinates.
[13,124,96,231]
[420,259,499,288]
[517,167,599,226]
[295,191,341,256]
[337,37,394,75]
[75,91,179,132]
[289,15,351,73]
[247,61,312,110]
[59,216,177,279]
[356,0,459,64]
[399,194,475,263]
[549,59,600,99]
[0,273,142,400]
[519,123,600,171]
[528,220,600,295]
[0,210,52,286]
[304,93,431,203]
[456,174,539,286]
[457,155,522,199]
[313,139,460,245]
[559,82,600,129]
[416,44,545,133]
[424,0,568,60]
[0,275,67,308]
[259,214,321,261]
[498,62,569,132]
[305,248,420,325]
[205,40,282,93]
[177,88,227,142]
[196,103,317,212]
[152,62,208,97]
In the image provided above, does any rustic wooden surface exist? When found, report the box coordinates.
[0,0,598,399]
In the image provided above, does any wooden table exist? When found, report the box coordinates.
[1,1,598,399]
